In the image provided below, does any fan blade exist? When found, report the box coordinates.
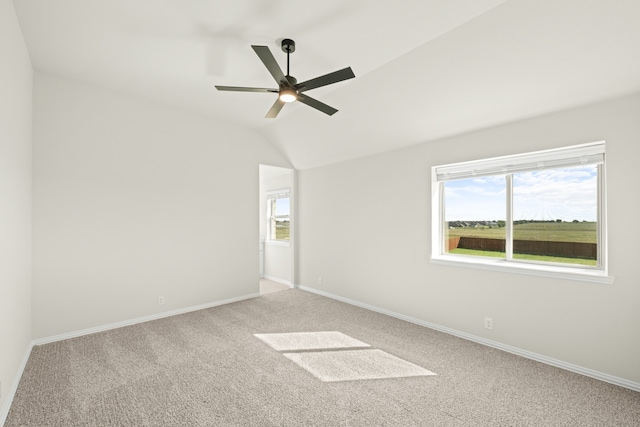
[297,93,338,116]
[295,67,355,93]
[252,45,290,86]
[266,98,286,118]
[215,86,277,93]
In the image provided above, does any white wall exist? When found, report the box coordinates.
[32,73,291,339]
[259,168,293,284]
[297,93,640,384]
[0,0,32,415]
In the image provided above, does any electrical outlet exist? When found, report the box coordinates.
[317,277,323,285]
[157,296,165,306]
[484,317,493,330]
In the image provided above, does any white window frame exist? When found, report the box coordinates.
[431,141,614,284]
[266,188,291,246]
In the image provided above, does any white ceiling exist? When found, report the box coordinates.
[14,0,640,169]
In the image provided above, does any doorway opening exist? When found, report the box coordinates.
[259,165,295,295]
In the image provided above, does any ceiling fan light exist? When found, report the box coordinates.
[279,88,297,103]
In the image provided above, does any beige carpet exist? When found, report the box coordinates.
[259,278,290,295]
[254,331,370,351]
[283,349,436,382]
[256,331,434,382]
[5,289,640,426]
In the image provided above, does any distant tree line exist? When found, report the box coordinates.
[448,219,592,228]
[513,219,591,225]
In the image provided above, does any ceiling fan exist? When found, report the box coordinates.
[215,39,355,118]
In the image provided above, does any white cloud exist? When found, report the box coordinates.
[444,166,598,221]
[513,166,597,221]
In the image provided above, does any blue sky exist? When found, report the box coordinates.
[444,165,598,222]
[274,197,290,219]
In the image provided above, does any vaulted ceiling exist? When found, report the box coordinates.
[14,0,640,169]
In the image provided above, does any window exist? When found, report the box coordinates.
[431,142,613,284]
[267,189,290,244]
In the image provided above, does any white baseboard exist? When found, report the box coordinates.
[33,292,260,346]
[297,285,640,392]
[0,342,34,427]
[263,275,292,287]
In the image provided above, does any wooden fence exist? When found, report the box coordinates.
[448,237,596,260]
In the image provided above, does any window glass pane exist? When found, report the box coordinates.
[270,197,290,241]
[512,165,598,266]
[274,198,290,217]
[275,218,290,240]
[444,176,506,257]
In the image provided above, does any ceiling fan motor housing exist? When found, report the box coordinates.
[281,38,295,53]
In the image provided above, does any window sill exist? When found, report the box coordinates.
[430,255,614,285]
[266,240,290,247]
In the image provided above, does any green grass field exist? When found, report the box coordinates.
[446,221,596,243]
[275,222,290,240]
[446,221,597,266]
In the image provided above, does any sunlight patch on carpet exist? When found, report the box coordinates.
[283,349,436,382]
[254,331,370,351]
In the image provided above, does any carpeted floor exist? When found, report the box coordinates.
[5,289,640,426]
[259,279,290,295]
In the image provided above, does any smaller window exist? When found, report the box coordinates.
[267,189,290,243]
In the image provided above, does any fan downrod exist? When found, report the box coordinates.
[281,39,295,79]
